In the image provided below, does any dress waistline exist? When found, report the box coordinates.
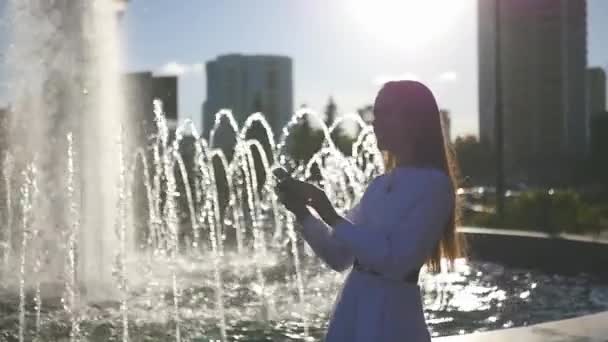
[353,259,420,284]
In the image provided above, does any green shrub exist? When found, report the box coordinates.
[462,189,608,235]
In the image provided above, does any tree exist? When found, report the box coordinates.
[331,127,352,156]
[286,117,324,162]
[324,96,337,127]
[453,135,494,186]
[357,104,374,124]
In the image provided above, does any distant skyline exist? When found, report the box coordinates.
[1,1,607,138]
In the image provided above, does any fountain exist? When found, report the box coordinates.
[4,0,128,290]
[1,1,607,342]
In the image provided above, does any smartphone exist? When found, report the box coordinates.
[271,167,291,182]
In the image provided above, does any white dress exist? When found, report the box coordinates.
[298,166,454,342]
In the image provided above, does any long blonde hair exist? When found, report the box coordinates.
[382,149,465,273]
[377,81,466,273]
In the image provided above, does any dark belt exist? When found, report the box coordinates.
[353,259,420,284]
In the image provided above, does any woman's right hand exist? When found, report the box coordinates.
[275,179,310,222]
[287,179,339,225]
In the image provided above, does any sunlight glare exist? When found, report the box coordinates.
[350,0,464,49]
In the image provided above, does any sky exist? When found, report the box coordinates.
[1,1,608,138]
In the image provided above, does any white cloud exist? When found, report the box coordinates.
[157,61,204,76]
[438,71,458,83]
[373,72,420,86]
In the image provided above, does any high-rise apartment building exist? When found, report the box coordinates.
[202,54,293,140]
[478,0,587,185]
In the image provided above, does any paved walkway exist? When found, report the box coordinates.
[436,311,608,342]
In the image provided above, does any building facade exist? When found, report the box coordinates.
[587,67,607,118]
[123,72,178,147]
[478,0,587,185]
[202,54,293,140]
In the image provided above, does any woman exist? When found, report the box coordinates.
[276,80,464,341]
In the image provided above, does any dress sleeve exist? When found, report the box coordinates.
[297,202,361,272]
[332,172,454,280]
[344,198,363,222]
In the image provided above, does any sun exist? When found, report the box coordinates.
[350,0,465,49]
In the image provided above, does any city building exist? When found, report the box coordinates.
[123,71,178,242]
[590,111,608,182]
[202,54,293,140]
[478,0,587,185]
[588,68,608,183]
[440,109,452,144]
[587,67,607,117]
[123,71,178,147]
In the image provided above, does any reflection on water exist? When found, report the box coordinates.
[1,253,606,341]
